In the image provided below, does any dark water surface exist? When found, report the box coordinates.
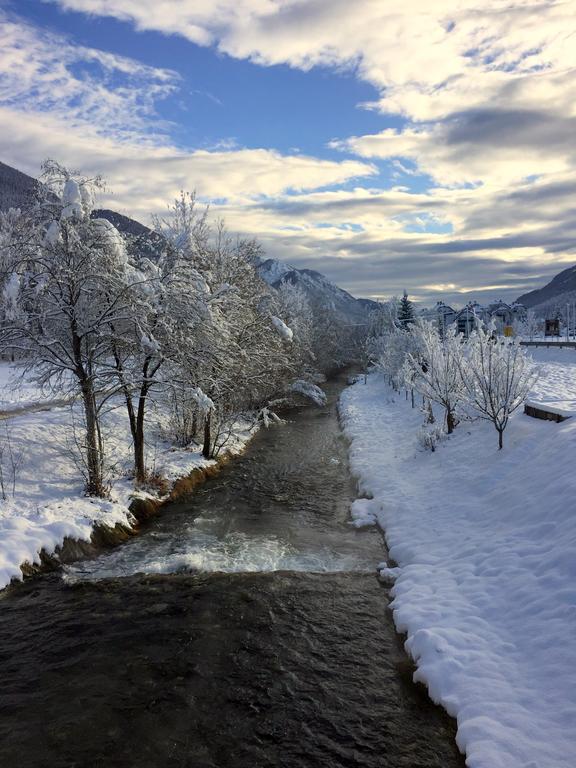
[0,372,465,767]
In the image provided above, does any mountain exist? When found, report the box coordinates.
[258,258,375,325]
[92,209,166,260]
[0,161,39,211]
[517,264,576,312]
[0,160,374,324]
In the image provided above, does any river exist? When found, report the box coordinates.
[0,371,464,767]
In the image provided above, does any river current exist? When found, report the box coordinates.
[0,371,464,767]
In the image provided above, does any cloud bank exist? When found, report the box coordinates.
[1,2,576,304]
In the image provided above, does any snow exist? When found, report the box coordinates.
[2,272,19,320]
[258,258,294,285]
[44,220,61,246]
[0,362,64,410]
[60,179,83,220]
[271,315,293,342]
[290,379,327,406]
[189,386,214,415]
[524,345,576,416]
[0,365,257,591]
[91,217,126,264]
[340,346,576,768]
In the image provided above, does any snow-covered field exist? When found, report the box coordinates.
[340,347,576,768]
[0,361,65,410]
[525,346,576,416]
[0,368,256,591]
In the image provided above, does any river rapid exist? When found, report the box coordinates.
[0,371,465,768]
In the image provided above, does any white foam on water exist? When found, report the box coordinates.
[64,528,377,582]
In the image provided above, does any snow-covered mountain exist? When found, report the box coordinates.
[258,258,375,324]
[517,263,576,312]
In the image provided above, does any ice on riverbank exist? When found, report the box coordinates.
[340,346,576,768]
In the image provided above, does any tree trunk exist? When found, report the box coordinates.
[134,404,146,483]
[498,428,504,450]
[446,408,454,434]
[134,382,150,485]
[202,411,212,459]
[80,380,104,496]
[411,389,415,408]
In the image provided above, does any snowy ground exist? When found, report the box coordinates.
[0,361,65,411]
[525,345,576,416]
[0,366,256,590]
[340,347,576,768]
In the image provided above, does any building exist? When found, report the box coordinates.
[429,299,527,337]
[454,305,480,337]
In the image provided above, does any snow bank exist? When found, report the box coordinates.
[290,379,327,406]
[0,371,257,591]
[340,348,576,768]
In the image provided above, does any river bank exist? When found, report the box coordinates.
[339,346,576,768]
[0,369,258,591]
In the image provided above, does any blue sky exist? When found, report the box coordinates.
[1,0,576,305]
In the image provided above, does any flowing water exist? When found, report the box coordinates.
[0,372,465,767]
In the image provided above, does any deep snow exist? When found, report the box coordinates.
[340,346,576,768]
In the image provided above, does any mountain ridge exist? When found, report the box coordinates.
[0,160,375,323]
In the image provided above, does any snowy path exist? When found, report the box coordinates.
[340,364,576,768]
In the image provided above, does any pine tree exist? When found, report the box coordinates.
[398,290,415,328]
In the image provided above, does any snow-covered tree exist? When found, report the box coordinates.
[460,327,538,449]
[274,282,315,368]
[404,321,465,434]
[515,309,541,341]
[154,198,297,458]
[0,161,136,495]
[375,325,419,392]
[397,291,415,329]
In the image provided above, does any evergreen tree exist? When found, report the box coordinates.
[398,290,415,328]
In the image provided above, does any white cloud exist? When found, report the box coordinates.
[47,0,576,122]
[0,10,178,142]
[44,0,576,191]
[0,106,376,216]
[3,3,576,305]
[331,116,576,187]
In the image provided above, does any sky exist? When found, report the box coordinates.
[1,0,576,306]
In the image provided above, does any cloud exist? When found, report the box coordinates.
[0,11,376,210]
[44,1,576,190]
[47,0,576,121]
[0,104,376,213]
[0,10,178,142]
[3,2,576,306]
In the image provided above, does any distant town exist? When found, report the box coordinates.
[420,298,576,338]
